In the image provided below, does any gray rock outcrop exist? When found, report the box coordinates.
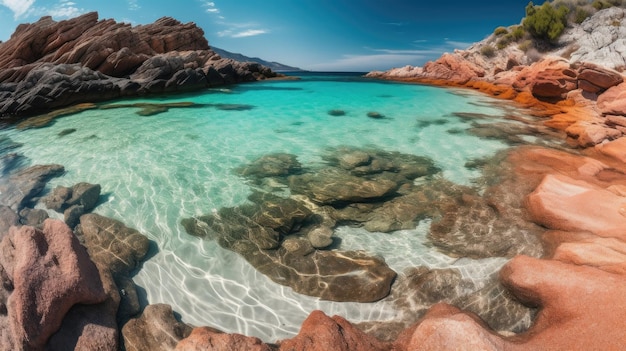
[0,12,279,118]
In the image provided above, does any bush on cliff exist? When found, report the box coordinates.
[523,1,570,43]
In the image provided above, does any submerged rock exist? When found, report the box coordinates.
[328,109,346,116]
[176,326,271,351]
[289,168,399,205]
[123,304,193,351]
[77,213,151,280]
[367,111,385,119]
[236,153,302,179]
[0,164,65,211]
[182,192,396,302]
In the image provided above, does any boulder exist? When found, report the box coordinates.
[420,53,486,84]
[0,219,107,350]
[394,304,504,351]
[596,137,626,163]
[278,310,389,351]
[498,255,626,350]
[77,213,151,279]
[45,182,101,222]
[0,164,64,210]
[17,208,48,228]
[577,62,623,93]
[236,153,302,178]
[182,193,396,302]
[288,169,399,205]
[122,304,193,351]
[47,265,120,351]
[176,327,271,351]
[0,206,18,239]
[526,174,626,240]
[598,82,626,116]
[0,13,277,117]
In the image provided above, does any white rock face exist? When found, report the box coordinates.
[558,7,626,71]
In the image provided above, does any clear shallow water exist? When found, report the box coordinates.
[2,73,523,340]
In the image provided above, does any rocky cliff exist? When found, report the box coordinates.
[0,12,278,118]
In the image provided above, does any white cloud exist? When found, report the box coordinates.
[308,53,429,72]
[232,29,267,38]
[306,43,470,72]
[128,0,140,11]
[1,0,36,19]
[203,0,219,14]
[445,40,472,49]
[24,0,85,20]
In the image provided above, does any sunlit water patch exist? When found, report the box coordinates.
[1,73,536,340]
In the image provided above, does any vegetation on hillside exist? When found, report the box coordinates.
[481,0,625,57]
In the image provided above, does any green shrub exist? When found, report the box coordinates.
[523,1,570,42]
[511,25,526,40]
[607,0,622,6]
[574,7,591,23]
[592,0,609,9]
[518,40,534,52]
[480,45,496,58]
[497,38,510,49]
[494,26,509,36]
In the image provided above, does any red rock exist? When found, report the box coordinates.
[420,53,486,84]
[175,327,272,351]
[500,255,626,350]
[598,82,626,116]
[0,219,107,350]
[394,304,504,351]
[526,174,626,239]
[596,137,626,163]
[278,310,389,351]
[605,115,626,128]
[578,62,624,90]
[565,121,623,146]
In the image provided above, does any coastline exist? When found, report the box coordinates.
[1,8,626,351]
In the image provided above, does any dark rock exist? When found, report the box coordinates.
[0,13,277,117]
[45,182,100,214]
[67,182,101,212]
[64,204,85,229]
[288,168,399,205]
[58,128,77,137]
[176,326,271,351]
[44,185,73,211]
[77,213,151,279]
[236,153,302,178]
[367,111,385,119]
[182,193,396,302]
[0,206,19,239]
[122,304,193,351]
[322,147,439,181]
[18,208,48,228]
[116,276,142,323]
[328,109,346,116]
[0,164,65,210]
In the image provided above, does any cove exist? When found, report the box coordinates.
[0,73,561,341]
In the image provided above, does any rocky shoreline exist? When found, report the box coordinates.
[1,7,626,351]
[0,12,279,119]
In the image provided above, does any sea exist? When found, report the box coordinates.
[0,72,544,341]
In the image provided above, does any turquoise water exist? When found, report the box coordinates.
[1,73,530,340]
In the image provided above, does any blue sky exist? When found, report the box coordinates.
[0,0,532,71]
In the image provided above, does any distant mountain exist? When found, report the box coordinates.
[211,46,304,72]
